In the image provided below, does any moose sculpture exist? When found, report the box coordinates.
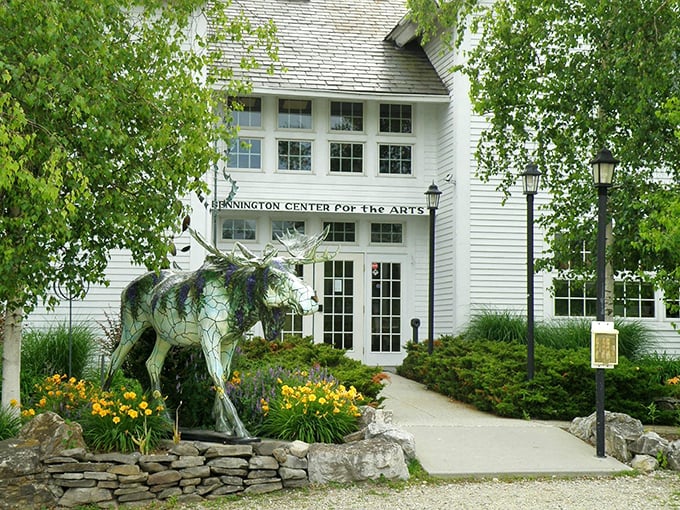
[104,228,333,438]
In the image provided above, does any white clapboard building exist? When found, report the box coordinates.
[28,0,680,366]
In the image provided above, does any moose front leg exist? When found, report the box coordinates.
[201,335,250,438]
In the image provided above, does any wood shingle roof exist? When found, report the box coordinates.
[212,0,448,97]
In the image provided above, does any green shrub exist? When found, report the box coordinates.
[114,334,384,432]
[398,336,679,424]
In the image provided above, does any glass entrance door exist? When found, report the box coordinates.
[315,254,364,361]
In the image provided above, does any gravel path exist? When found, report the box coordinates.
[183,472,680,510]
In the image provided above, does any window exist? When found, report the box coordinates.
[371,223,403,244]
[278,98,312,129]
[228,97,261,128]
[371,262,402,353]
[614,281,655,318]
[379,103,412,133]
[379,144,412,175]
[330,101,363,131]
[227,138,261,169]
[272,221,305,240]
[222,219,256,240]
[554,279,596,317]
[281,264,304,337]
[554,279,656,318]
[323,222,356,242]
[666,293,680,319]
[278,140,312,171]
[330,142,363,173]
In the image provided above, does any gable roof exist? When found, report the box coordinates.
[211,0,448,98]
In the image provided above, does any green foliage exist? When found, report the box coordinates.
[408,0,680,296]
[234,336,385,401]
[0,405,21,440]
[398,336,680,424]
[116,334,384,432]
[257,377,365,444]
[0,0,277,408]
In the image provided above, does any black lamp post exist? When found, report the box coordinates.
[425,182,442,355]
[590,147,619,458]
[521,163,541,381]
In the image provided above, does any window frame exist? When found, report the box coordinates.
[221,218,257,241]
[370,223,404,245]
[278,98,312,130]
[379,103,413,134]
[330,101,364,132]
[228,96,262,128]
[329,142,364,174]
[226,137,262,170]
[272,220,306,240]
[378,144,413,175]
[277,139,313,172]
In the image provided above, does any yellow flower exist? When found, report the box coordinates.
[113,416,121,424]
[318,397,327,405]
[124,391,137,400]
[139,401,148,410]
[144,409,152,416]
[308,394,317,402]
[9,399,17,408]
[127,409,139,419]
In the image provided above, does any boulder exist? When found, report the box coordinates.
[307,438,408,483]
[366,421,416,460]
[630,454,659,473]
[569,411,644,462]
[629,431,669,457]
[18,412,86,459]
[665,440,680,471]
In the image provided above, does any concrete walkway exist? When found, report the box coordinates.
[379,373,631,478]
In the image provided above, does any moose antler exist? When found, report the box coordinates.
[276,226,336,264]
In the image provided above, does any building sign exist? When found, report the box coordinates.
[591,321,619,369]
[212,199,427,216]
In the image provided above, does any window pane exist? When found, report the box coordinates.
[227,138,261,169]
[329,142,363,173]
[278,140,312,171]
[379,103,412,133]
[228,97,262,128]
[222,219,256,240]
[379,144,412,175]
[330,101,363,131]
[278,98,312,129]
[272,221,305,240]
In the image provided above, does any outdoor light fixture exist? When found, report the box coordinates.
[592,147,619,458]
[425,182,442,210]
[425,182,441,355]
[590,147,618,187]
[521,163,541,380]
[521,162,541,196]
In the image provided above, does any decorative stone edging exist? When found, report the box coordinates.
[46,438,307,507]
[0,409,414,509]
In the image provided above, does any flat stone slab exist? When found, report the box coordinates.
[179,429,260,444]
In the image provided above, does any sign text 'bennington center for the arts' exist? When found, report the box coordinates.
[213,200,428,215]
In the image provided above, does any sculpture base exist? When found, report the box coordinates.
[178,428,261,444]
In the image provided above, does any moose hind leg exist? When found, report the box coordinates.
[104,318,150,390]
[146,336,172,397]
[202,340,250,437]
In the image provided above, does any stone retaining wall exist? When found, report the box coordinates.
[46,439,308,507]
[0,410,413,509]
